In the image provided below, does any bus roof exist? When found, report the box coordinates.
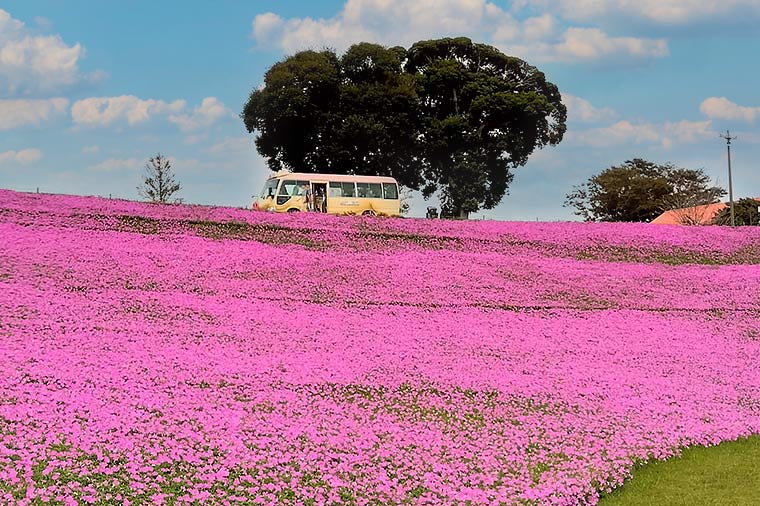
[269,172,398,184]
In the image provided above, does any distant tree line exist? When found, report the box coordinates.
[242,37,567,219]
[712,198,760,226]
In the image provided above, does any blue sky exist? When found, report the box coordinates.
[1,1,759,220]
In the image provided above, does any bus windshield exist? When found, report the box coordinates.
[260,178,279,198]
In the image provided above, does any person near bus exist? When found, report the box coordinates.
[302,184,313,211]
[316,187,327,213]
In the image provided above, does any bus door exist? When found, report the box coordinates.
[311,181,328,213]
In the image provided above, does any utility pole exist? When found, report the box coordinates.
[720,130,736,226]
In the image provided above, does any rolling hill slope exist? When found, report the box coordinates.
[1,189,759,505]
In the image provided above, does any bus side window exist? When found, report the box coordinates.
[356,182,369,198]
[329,182,342,197]
[368,183,383,198]
[342,182,356,197]
[382,183,398,199]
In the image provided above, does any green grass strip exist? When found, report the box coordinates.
[599,435,760,506]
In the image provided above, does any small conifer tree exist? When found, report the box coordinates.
[137,153,181,204]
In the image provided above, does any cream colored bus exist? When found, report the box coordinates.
[253,172,401,217]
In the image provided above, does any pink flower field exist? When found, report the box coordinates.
[1,188,760,505]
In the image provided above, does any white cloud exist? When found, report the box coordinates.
[15,148,43,164]
[505,27,668,62]
[71,95,186,127]
[563,94,616,123]
[88,157,142,172]
[168,97,233,133]
[253,0,515,53]
[252,0,668,64]
[0,9,24,34]
[81,145,99,154]
[520,0,760,24]
[662,120,715,143]
[0,9,100,96]
[559,28,668,60]
[521,14,558,41]
[0,148,43,166]
[700,97,760,123]
[567,119,714,148]
[0,98,68,130]
[252,13,285,42]
[568,120,660,147]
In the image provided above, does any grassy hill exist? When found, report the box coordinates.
[1,189,759,505]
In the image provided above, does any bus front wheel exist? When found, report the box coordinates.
[287,208,300,213]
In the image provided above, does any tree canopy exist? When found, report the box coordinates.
[405,38,566,217]
[565,159,726,222]
[242,38,566,218]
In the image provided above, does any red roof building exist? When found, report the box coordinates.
[651,202,728,225]
[652,198,760,225]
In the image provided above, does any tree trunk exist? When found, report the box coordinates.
[458,209,469,220]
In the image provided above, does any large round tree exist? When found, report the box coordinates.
[242,37,567,218]
[405,38,566,218]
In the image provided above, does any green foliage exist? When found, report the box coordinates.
[712,198,760,226]
[406,37,566,218]
[242,45,423,189]
[137,153,181,204]
[565,159,725,222]
[242,38,567,218]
